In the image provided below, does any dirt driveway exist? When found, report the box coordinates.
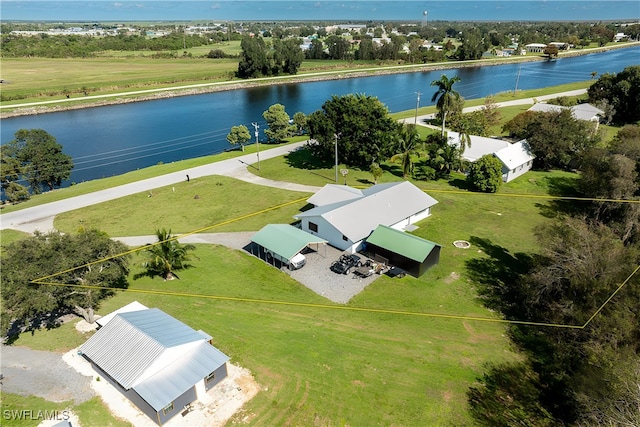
[1,345,95,404]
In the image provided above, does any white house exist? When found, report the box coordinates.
[79,306,230,425]
[295,182,438,253]
[528,102,604,128]
[493,140,536,183]
[525,43,547,53]
[447,131,510,163]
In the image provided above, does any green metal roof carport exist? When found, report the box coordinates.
[365,225,441,277]
[251,224,327,263]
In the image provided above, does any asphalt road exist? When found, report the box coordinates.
[0,88,587,235]
[0,140,314,234]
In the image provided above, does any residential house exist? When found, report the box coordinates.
[79,306,230,426]
[295,182,438,253]
[447,131,510,163]
[493,140,535,182]
[527,102,604,129]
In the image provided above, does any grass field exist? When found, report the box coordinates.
[9,157,574,424]
[0,66,613,425]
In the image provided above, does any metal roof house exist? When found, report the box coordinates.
[295,182,438,253]
[365,225,441,277]
[79,307,230,426]
[527,102,604,128]
[493,140,536,183]
[447,131,510,162]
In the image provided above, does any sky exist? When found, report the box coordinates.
[1,1,639,22]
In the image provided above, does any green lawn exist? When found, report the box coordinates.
[7,157,573,424]
[0,393,129,427]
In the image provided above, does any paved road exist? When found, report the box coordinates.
[0,89,586,235]
[401,88,588,128]
[0,141,316,234]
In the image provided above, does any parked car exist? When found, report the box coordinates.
[330,253,361,274]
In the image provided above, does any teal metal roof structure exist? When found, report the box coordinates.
[366,225,440,262]
[251,224,327,261]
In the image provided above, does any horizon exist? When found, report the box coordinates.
[2,1,639,22]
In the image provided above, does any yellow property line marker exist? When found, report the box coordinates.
[30,193,639,329]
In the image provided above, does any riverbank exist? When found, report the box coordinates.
[2,41,637,119]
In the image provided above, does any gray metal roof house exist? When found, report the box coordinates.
[295,181,438,253]
[79,306,229,426]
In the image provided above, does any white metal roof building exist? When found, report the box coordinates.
[527,102,604,123]
[447,131,510,162]
[295,181,438,253]
[493,140,536,182]
[80,307,229,425]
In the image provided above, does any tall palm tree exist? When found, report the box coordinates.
[431,74,461,137]
[135,228,196,281]
[390,125,421,179]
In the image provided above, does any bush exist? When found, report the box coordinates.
[466,155,503,193]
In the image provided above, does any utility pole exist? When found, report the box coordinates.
[414,91,421,125]
[334,134,339,183]
[514,66,521,94]
[252,122,260,170]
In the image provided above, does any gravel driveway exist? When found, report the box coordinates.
[1,345,95,404]
[116,232,381,303]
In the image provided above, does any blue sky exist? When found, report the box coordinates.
[2,1,639,22]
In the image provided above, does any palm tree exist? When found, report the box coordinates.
[135,228,196,281]
[431,74,461,137]
[390,125,421,179]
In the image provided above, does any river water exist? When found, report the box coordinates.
[1,46,639,185]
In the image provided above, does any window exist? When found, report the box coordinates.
[342,235,348,241]
[309,222,318,232]
[162,402,174,415]
[205,371,216,384]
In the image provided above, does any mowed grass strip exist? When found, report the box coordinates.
[54,175,311,236]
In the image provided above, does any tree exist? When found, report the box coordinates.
[262,103,294,143]
[466,154,503,192]
[325,35,350,60]
[503,109,599,170]
[2,129,73,195]
[1,229,130,335]
[543,44,559,59]
[135,229,196,281]
[226,125,251,151]
[292,111,307,135]
[369,162,383,184]
[390,125,421,178]
[272,37,304,75]
[306,94,400,169]
[468,216,640,424]
[456,28,488,60]
[588,65,640,124]
[237,35,268,78]
[431,75,462,136]
[306,39,325,59]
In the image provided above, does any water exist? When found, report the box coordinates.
[2,46,639,186]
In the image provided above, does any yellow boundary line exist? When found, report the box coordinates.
[30,192,640,330]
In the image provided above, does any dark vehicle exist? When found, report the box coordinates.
[330,253,361,275]
[387,266,407,278]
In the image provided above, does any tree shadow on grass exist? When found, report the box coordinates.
[382,163,403,179]
[536,175,592,218]
[464,236,535,318]
[284,145,334,170]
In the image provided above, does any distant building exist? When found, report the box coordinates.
[525,43,547,53]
